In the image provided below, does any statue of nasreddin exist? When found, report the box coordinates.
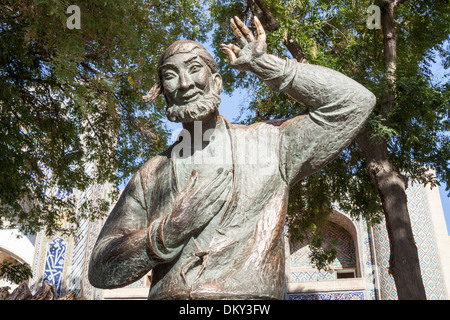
[88,16,375,299]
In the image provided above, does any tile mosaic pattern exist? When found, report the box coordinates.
[288,291,365,300]
[290,270,336,282]
[289,221,356,271]
[30,232,74,297]
[42,238,67,295]
[373,182,447,300]
[363,221,378,300]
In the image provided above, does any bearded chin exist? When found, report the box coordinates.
[165,89,221,123]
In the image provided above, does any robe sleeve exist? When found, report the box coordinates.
[88,170,183,289]
[254,56,376,186]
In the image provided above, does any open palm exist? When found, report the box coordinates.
[220,16,267,72]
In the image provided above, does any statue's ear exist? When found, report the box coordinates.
[213,73,223,94]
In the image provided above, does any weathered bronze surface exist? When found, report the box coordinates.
[88,16,376,299]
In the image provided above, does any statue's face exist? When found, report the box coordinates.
[159,51,222,123]
[160,52,212,107]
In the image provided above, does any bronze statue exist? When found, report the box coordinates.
[88,16,376,299]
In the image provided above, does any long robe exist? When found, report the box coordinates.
[88,58,376,299]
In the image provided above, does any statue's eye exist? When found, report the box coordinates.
[163,71,176,80]
[189,64,202,73]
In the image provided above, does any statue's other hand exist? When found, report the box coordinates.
[220,16,267,72]
[164,168,232,247]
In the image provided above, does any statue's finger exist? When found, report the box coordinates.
[230,18,247,46]
[220,47,236,64]
[176,170,199,200]
[230,43,241,54]
[186,170,199,189]
[233,16,254,41]
[221,43,240,55]
[198,167,229,197]
[205,171,232,203]
[254,16,266,43]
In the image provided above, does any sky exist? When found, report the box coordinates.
[439,186,450,235]
[430,46,450,235]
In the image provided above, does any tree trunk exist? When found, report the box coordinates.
[356,132,427,299]
[29,281,58,300]
[5,282,31,300]
[0,282,82,300]
[0,286,11,300]
[373,0,426,299]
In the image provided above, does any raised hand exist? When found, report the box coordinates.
[220,16,267,72]
[163,168,232,247]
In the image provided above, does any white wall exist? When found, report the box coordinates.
[0,229,35,265]
[425,184,450,298]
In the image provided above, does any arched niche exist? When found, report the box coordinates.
[326,209,361,278]
[287,209,361,280]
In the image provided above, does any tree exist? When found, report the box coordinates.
[0,261,32,284]
[0,0,210,236]
[209,0,449,299]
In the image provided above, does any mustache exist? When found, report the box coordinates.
[177,89,203,101]
[166,89,221,123]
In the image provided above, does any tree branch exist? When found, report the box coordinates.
[283,33,308,64]
[249,0,308,63]
[251,0,280,31]
[380,1,397,118]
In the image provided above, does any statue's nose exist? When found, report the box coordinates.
[179,71,194,91]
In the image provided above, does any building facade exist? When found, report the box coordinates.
[285,181,450,300]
